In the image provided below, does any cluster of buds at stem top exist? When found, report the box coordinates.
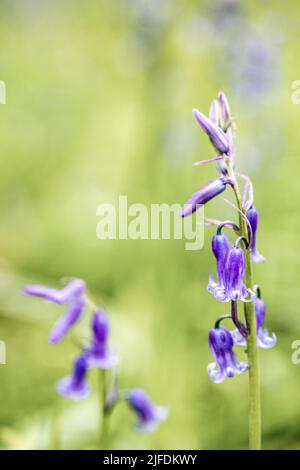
[192,108,230,155]
[23,278,168,432]
[193,91,232,155]
[179,91,276,383]
[180,91,236,219]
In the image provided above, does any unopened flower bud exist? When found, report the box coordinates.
[180,178,230,217]
[192,108,230,154]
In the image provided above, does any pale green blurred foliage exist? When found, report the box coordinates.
[0,0,300,449]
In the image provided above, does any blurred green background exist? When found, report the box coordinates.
[0,0,300,450]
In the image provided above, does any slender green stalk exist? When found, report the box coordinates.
[98,369,108,448]
[50,403,61,450]
[244,248,261,449]
[226,160,261,450]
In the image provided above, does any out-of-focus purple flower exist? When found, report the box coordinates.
[180,178,230,217]
[128,388,168,432]
[208,244,254,302]
[232,297,276,349]
[247,206,265,263]
[230,29,281,104]
[49,298,86,344]
[192,108,230,154]
[207,326,248,383]
[85,309,118,369]
[24,279,86,343]
[57,356,90,400]
[24,278,86,304]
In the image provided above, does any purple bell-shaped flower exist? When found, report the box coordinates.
[127,388,168,432]
[207,326,248,383]
[85,309,118,369]
[24,279,86,343]
[247,206,265,263]
[56,356,90,400]
[232,296,276,349]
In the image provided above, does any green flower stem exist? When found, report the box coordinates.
[50,402,61,450]
[85,296,110,448]
[98,369,108,448]
[226,160,261,450]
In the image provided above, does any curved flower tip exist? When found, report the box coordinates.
[257,329,277,349]
[48,297,86,344]
[207,274,227,302]
[232,327,276,350]
[128,388,168,432]
[180,178,229,217]
[192,108,230,155]
[85,309,118,369]
[251,250,265,264]
[56,356,90,401]
[208,327,248,383]
[24,278,86,304]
